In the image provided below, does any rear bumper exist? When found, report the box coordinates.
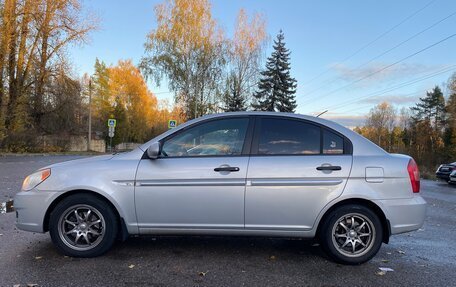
[374,196,426,235]
[14,190,61,233]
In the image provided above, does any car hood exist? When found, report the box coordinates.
[42,154,114,170]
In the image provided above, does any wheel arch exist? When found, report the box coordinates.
[43,189,129,241]
[316,198,391,244]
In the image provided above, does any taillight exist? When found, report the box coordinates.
[407,159,420,193]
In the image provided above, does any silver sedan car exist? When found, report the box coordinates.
[13,112,426,264]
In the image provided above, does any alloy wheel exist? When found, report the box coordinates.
[331,213,375,257]
[57,204,106,251]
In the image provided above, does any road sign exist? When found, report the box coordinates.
[168,120,177,129]
[108,119,116,127]
[108,124,115,139]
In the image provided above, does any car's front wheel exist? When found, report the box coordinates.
[319,204,383,265]
[49,193,118,257]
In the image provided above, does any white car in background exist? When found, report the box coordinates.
[13,112,426,264]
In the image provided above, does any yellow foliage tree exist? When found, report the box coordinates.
[108,60,158,143]
[90,59,185,145]
[141,0,226,119]
[223,9,267,111]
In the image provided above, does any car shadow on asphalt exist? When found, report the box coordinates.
[18,235,327,264]
[112,236,325,258]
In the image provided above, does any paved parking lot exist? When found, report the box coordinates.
[0,155,455,287]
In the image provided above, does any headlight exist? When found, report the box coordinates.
[22,169,51,191]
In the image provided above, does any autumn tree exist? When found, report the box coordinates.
[32,0,97,128]
[0,0,97,149]
[40,66,84,135]
[365,102,396,150]
[141,0,226,120]
[89,59,185,145]
[108,60,158,143]
[0,0,15,140]
[223,9,266,111]
[252,30,297,112]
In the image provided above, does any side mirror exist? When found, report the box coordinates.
[146,142,160,159]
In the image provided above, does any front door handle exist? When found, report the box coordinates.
[214,166,240,172]
[316,165,342,171]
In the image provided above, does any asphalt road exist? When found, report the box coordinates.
[0,155,455,287]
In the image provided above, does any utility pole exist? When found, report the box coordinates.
[87,78,92,151]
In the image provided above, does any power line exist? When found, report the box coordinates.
[332,65,456,111]
[354,11,456,71]
[303,9,456,98]
[321,64,456,113]
[301,33,456,106]
[327,65,456,111]
[302,0,437,86]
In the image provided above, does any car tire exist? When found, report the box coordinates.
[49,193,118,257]
[319,204,383,265]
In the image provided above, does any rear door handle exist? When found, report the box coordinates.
[214,166,240,172]
[316,165,342,171]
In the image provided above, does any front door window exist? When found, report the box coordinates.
[161,118,249,157]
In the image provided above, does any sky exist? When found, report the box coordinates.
[69,0,456,127]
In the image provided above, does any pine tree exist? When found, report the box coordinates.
[223,77,246,112]
[411,86,445,129]
[444,83,456,157]
[252,30,297,112]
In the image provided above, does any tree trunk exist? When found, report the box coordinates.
[34,0,52,128]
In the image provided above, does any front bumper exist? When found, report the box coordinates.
[374,195,426,235]
[0,200,14,214]
[14,190,61,233]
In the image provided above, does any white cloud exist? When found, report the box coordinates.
[359,94,420,105]
[330,62,440,84]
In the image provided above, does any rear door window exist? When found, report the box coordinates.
[257,118,320,155]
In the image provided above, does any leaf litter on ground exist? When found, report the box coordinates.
[376,267,394,276]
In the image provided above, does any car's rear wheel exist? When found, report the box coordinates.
[319,204,383,265]
[49,194,118,257]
